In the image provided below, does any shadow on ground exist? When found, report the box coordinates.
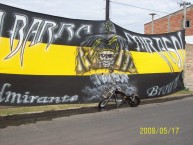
[0,94,192,129]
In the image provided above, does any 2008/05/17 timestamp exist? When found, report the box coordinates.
[140,127,179,135]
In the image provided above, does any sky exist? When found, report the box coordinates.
[0,0,192,34]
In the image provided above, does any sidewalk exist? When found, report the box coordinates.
[0,93,192,128]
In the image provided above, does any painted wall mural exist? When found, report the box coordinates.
[0,3,185,105]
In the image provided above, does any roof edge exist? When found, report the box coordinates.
[144,5,193,25]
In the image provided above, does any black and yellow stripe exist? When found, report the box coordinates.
[0,37,185,76]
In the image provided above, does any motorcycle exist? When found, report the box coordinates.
[98,82,140,109]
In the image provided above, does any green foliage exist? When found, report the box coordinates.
[177,88,193,94]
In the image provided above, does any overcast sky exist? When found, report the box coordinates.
[0,0,192,33]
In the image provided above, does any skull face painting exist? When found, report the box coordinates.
[98,50,116,68]
[75,21,138,74]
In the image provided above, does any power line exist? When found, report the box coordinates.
[121,18,150,26]
[110,1,169,14]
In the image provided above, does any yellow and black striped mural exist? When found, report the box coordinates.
[0,3,185,105]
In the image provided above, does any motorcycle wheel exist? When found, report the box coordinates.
[128,95,140,107]
[98,98,109,109]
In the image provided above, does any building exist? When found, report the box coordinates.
[144,5,193,44]
[145,5,193,91]
[184,44,193,91]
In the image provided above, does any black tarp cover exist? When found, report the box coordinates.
[0,4,185,105]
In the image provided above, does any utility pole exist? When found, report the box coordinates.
[149,13,156,34]
[179,1,191,29]
[106,0,110,21]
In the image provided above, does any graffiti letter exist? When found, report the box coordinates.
[0,83,11,102]
[37,20,57,49]
[147,86,158,96]
[5,14,28,65]
[0,10,5,36]
[57,23,75,41]
[27,18,44,46]
[76,24,92,38]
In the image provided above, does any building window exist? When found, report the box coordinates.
[186,20,190,28]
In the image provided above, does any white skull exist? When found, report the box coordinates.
[98,50,115,68]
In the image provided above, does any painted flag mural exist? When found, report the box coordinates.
[0,3,185,106]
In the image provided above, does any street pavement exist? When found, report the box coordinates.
[0,95,193,145]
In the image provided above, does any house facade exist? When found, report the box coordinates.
[144,5,193,44]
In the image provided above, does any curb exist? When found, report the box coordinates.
[141,93,193,105]
[0,94,192,128]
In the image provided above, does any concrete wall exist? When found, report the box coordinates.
[185,36,193,44]
[184,44,193,91]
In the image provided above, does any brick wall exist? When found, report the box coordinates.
[186,6,193,36]
[184,44,193,91]
[144,5,193,36]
